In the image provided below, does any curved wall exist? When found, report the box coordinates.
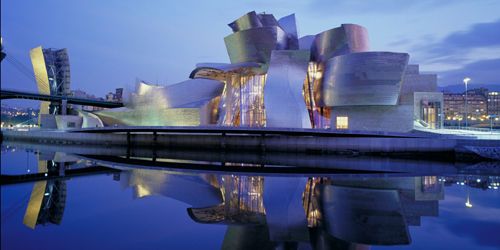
[320,52,409,107]
[264,50,311,128]
[311,24,369,63]
[224,26,288,64]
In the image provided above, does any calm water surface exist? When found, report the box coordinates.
[1,146,499,250]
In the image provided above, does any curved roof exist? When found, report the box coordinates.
[311,24,369,63]
[189,62,261,79]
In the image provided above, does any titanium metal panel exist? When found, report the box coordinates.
[163,78,224,108]
[278,13,299,49]
[298,35,315,50]
[94,107,202,126]
[95,79,223,126]
[258,13,280,27]
[264,50,311,128]
[224,26,288,64]
[277,14,298,39]
[320,52,409,106]
[311,24,369,63]
[228,11,263,32]
[131,79,224,109]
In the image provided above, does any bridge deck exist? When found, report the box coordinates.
[1,89,123,108]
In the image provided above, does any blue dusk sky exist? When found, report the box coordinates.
[1,0,500,107]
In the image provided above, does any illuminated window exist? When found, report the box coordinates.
[336,116,348,129]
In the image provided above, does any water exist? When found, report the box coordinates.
[1,144,500,250]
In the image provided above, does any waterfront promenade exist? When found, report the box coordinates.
[2,126,499,161]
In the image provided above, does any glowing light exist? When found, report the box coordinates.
[465,193,472,208]
[463,77,471,85]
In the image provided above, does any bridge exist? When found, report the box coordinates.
[1,89,124,108]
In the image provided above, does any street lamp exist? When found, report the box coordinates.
[463,77,471,129]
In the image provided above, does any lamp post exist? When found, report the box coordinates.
[463,77,471,129]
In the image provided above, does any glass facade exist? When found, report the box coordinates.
[421,101,441,129]
[303,62,331,129]
[218,74,267,127]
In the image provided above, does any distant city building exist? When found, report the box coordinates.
[115,88,123,102]
[71,90,103,111]
[487,91,500,117]
[105,92,114,102]
[444,88,489,125]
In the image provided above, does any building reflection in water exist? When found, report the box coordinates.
[18,155,500,249]
[23,159,67,229]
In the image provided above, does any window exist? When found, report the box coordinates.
[67,122,76,128]
[336,116,348,129]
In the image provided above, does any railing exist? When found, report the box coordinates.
[444,126,499,132]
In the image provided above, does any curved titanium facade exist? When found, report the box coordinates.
[95,79,224,126]
[264,50,311,128]
[131,79,224,109]
[228,11,264,32]
[277,14,299,50]
[311,24,369,63]
[224,26,288,65]
[320,52,409,107]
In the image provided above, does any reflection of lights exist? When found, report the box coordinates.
[460,182,465,185]
[494,187,499,190]
[465,193,472,208]
[488,186,492,189]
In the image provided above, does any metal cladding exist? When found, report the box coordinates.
[224,26,288,64]
[264,50,311,128]
[278,14,299,49]
[224,11,300,65]
[94,79,224,126]
[86,11,431,131]
[131,79,224,109]
[228,11,264,32]
[320,52,409,107]
[311,24,369,63]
